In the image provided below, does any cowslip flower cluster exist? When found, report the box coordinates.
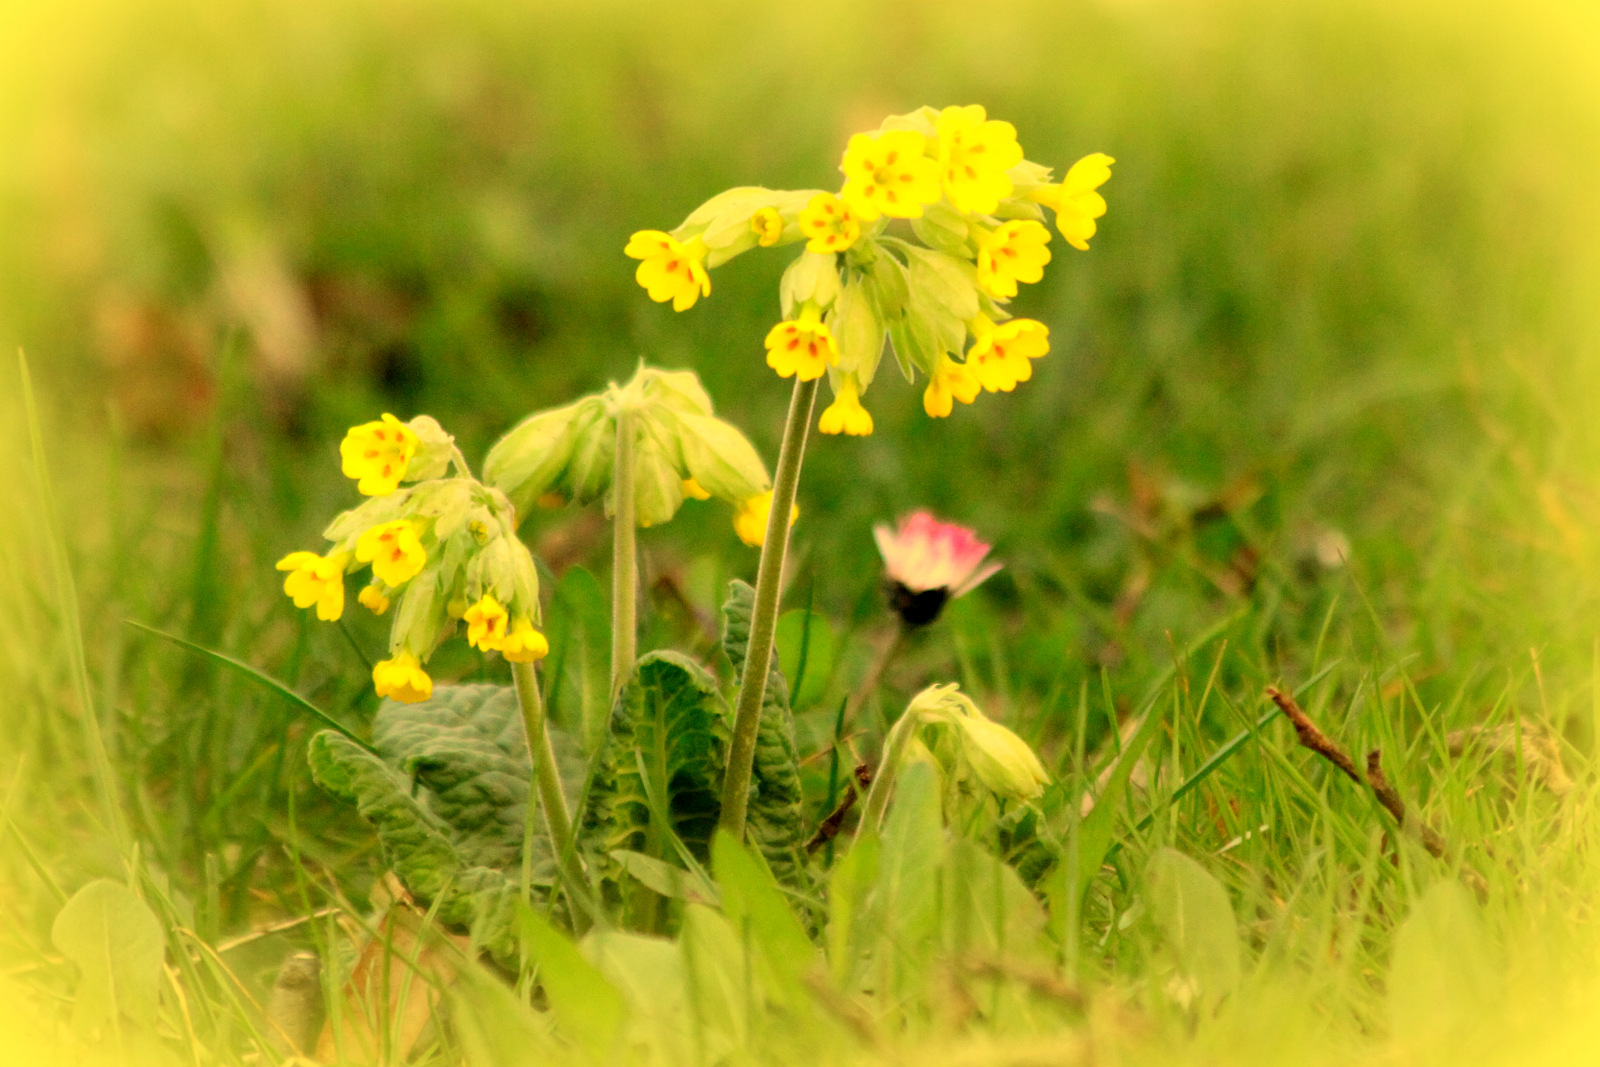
[874,510,1002,626]
[624,106,1112,433]
[276,414,547,703]
[483,363,778,541]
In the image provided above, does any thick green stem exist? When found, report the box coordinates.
[610,406,638,700]
[512,659,588,929]
[718,375,820,840]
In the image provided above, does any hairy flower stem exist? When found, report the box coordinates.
[610,405,638,699]
[719,376,820,840]
[512,660,589,930]
[858,711,917,832]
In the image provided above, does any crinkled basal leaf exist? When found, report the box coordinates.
[372,684,582,869]
[309,684,583,963]
[721,580,810,891]
[582,652,729,877]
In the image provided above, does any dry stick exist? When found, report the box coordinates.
[1266,686,1448,860]
[806,764,872,853]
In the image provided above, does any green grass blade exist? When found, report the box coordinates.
[20,350,131,853]
[123,619,376,753]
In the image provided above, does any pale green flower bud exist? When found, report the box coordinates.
[953,712,1049,801]
[827,280,884,386]
[670,410,771,505]
[403,415,456,482]
[779,250,841,319]
[483,398,593,517]
[638,367,713,417]
[563,401,617,505]
[629,430,686,528]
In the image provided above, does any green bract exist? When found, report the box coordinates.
[484,364,771,528]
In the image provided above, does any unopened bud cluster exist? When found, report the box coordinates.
[484,364,786,544]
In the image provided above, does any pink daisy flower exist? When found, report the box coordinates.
[873,511,1003,626]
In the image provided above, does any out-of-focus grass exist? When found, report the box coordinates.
[3,0,1600,1063]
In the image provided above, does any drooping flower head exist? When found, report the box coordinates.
[750,207,785,248]
[798,192,860,254]
[373,650,433,704]
[463,594,510,652]
[276,551,347,621]
[1030,153,1115,250]
[874,511,1002,625]
[818,375,873,436]
[355,520,427,588]
[500,616,550,663]
[764,305,839,381]
[936,105,1024,215]
[922,355,981,418]
[976,220,1052,300]
[839,130,941,221]
[967,317,1050,393]
[340,414,419,497]
[625,230,711,311]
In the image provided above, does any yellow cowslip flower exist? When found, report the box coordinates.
[839,130,941,221]
[935,105,1024,216]
[1029,152,1114,251]
[976,220,1052,300]
[500,617,549,663]
[922,355,981,418]
[339,414,418,497]
[817,377,873,436]
[355,520,427,587]
[797,193,860,254]
[750,207,785,247]
[463,594,510,652]
[968,317,1050,393]
[276,551,347,621]
[734,491,799,548]
[373,650,432,704]
[358,584,390,615]
[764,305,839,381]
[624,230,711,311]
[681,477,711,500]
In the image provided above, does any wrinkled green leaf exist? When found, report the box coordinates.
[308,684,586,963]
[51,879,165,1032]
[1146,847,1242,1002]
[722,581,811,890]
[581,652,728,879]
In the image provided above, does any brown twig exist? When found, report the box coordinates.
[805,763,872,852]
[1266,686,1445,860]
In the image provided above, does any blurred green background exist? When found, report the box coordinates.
[4,0,1600,944]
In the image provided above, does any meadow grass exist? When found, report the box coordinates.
[3,0,1600,1063]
